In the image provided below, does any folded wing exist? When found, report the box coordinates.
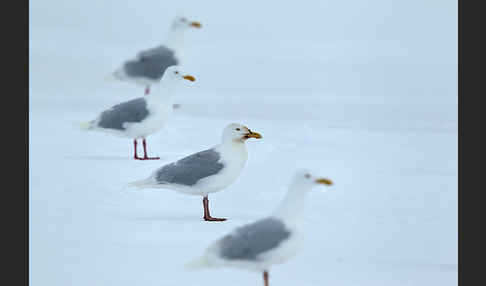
[155,149,225,186]
[97,98,150,130]
[123,46,179,81]
[218,218,291,261]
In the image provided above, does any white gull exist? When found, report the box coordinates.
[185,170,333,286]
[128,123,262,220]
[82,66,195,160]
[109,17,201,95]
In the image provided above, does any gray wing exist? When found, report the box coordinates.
[123,46,179,80]
[155,149,225,186]
[219,218,291,261]
[97,97,150,130]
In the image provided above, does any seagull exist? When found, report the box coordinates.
[110,17,201,95]
[82,66,195,160]
[128,123,262,221]
[185,170,333,286]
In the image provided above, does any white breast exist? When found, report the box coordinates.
[123,96,173,139]
[194,142,248,195]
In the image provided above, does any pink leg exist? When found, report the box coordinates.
[202,196,227,222]
[263,271,269,286]
[141,138,160,160]
[145,86,150,95]
[133,139,142,160]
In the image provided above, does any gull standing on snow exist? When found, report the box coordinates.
[185,170,333,286]
[129,123,262,221]
[110,17,201,95]
[82,66,195,160]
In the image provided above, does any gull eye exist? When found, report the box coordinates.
[174,71,179,74]
[236,128,241,131]
[304,174,311,178]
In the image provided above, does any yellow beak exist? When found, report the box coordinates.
[189,22,202,28]
[315,178,333,186]
[183,75,196,82]
[245,130,262,139]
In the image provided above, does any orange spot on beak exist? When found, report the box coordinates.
[183,75,196,82]
[189,22,202,28]
[244,130,262,139]
[315,178,333,186]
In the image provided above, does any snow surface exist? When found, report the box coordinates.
[30,1,457,285]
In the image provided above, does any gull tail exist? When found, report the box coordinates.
[79,120,95,130]
[104,71,122,82]
[184,256,212,270]
[126,177,153,189]
[105,68,127,83]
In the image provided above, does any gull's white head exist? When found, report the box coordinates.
[274,169,333,222]
[222,123,262,143]
[171,17,202,31]
[161,65,196,84]
[291,169,333,190]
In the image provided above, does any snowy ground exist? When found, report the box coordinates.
[30,1,457,285]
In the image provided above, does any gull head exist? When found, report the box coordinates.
[274,170,333,222]
[161,65,196,83]
[292,169,333,189]
[171,17,202,30]
[222,123,262,143]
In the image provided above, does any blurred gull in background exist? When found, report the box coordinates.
[108,16,201,95]
[185,169,333,286]
[82,66,195,160]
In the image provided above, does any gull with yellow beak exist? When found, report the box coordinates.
[109,17,202,95]
[82,66,195,160]
[185,170,333,286]
[129,123,262,221]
